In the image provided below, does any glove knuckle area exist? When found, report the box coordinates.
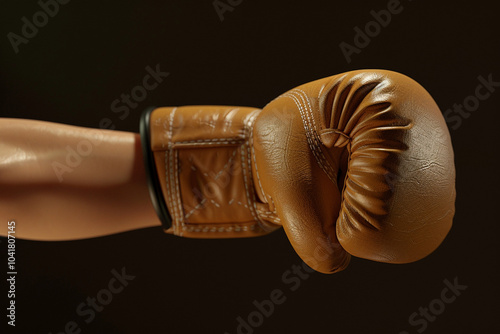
[320,70,456,264]
[256,70,455,271]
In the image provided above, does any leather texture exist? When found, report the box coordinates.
[147,70,455,273]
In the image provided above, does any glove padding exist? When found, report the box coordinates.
[143,70,456,274]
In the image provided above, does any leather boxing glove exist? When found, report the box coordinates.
[140,69,455,274]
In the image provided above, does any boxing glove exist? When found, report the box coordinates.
[140,69,456,274]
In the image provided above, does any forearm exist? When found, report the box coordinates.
[0,118,161,241]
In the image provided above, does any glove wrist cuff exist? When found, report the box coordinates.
[143,106,280,238]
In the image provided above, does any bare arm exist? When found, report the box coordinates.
[0,118,161,241]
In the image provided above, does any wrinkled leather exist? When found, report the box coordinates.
[148,70,455,273]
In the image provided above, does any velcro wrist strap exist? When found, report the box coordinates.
[145,106,279,238]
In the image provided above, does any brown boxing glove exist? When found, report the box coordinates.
[140,69,456,274]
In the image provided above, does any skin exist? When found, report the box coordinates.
[0,118,161,241]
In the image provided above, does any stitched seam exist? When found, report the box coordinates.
[168,108,181,234]
[296,88,338,179]
[174,137,243,144]
[184,194,207,220]
[258,214,281,222]
[256,210,276,215]
[174,150,184,234]
[182,224,258,233]
[245,110,266,226]
[269,197,277,214]
[167,148,177,233]
[282,92,327,180]
[294,89,336,177]
[256,208,280,222]
[173,141,241,147]
[169,146,179,234]
[287,91,335,182]
[241,133,258,223]
[287,90,338,183]
[240,120,259,225]
[164,151,174,225]
[249,110,267,201]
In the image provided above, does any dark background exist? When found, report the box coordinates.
[1,0,499,333]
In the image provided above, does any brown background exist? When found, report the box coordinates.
[1,0,499,333]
